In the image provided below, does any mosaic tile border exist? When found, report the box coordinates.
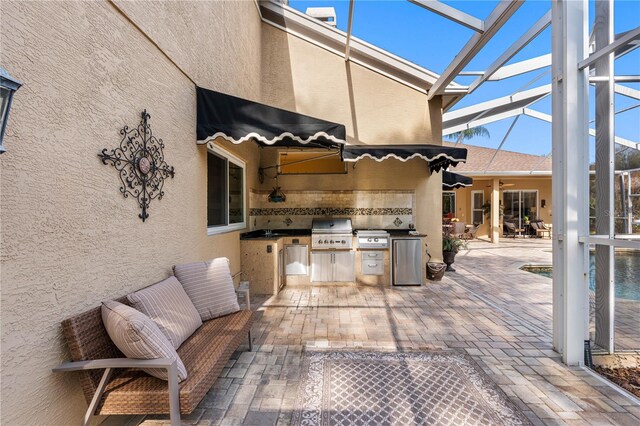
[249,207,412,216]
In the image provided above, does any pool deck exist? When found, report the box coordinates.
[454,238,639,352]
[132,238,640,426]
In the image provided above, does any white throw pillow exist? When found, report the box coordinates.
[101,300,188,381]
[173,257,240,321]
[127,276,202,349]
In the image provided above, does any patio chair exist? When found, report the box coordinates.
[462,224,479,240]
[503,221,518,238]
[452,221,466,238]
[535,220,551,238]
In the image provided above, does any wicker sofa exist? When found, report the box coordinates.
[53,291,253,426]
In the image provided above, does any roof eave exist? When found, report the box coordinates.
[259,1,466,101]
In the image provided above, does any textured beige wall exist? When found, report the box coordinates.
[260,25,444,257]
[0,1,262,425]
[261,25,442,146]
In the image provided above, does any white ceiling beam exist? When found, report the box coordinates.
[614,28,640,58]
[522,107,551,122]
[590,75,640,83]
[427,0,524,100]
[344,0,355,61]
[523,108,640,150]
[613,84,640,100]
[443,84,551,122]
[444,108,525,134]
[445,105,639,150]
[468,10,551,92]
[408,0,484,33]
[579,26,640,70]
[488,54,552,80]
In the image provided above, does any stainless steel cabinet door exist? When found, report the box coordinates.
[333,251,355,282]
[311,252,333,282]
[392,239,422,285]
[285,245,308,275]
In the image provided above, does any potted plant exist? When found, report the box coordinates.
[523,216,530,225]
[442,227,468,272]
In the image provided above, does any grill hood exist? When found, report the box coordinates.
[311,218,353,234]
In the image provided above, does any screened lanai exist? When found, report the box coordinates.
[278,0,640,364]
[2,1,640,425]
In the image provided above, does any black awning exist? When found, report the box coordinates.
[341,145,467,173]
[442,171,473,189]
[196,87,346,149]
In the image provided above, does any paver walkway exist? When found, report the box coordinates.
[136,239,640,426]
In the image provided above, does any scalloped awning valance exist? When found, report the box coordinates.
[442,171,473,189]
[196,87,346,149]
[341,145,467,173]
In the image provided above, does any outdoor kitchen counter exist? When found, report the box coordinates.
[385,230,428,237]
[240,229,311,240]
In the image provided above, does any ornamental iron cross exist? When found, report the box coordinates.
[99,110,175,222]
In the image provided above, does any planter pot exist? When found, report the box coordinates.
[442,251,457,272]
[427,262,446,281]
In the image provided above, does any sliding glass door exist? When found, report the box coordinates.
[503,190,538,228]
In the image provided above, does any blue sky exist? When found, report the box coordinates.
[288,0,640,160]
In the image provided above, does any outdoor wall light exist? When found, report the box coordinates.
[0,66,23,154]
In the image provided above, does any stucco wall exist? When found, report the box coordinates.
[449,177,553,237]
[260,25,444,256]
[261,25,442,146]
[0,1,262,425]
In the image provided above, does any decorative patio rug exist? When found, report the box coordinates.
[292,350,531,426]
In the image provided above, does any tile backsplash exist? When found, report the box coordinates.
[249,190,415,230]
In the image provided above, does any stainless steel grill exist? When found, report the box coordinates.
[311,218,353,250]
[356,230,390,249]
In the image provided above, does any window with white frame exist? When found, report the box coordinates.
[471,190,484,225]
[207,145,246,235]
[442,191,456,218]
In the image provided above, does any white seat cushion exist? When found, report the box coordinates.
[101,300,188,381]
[173,257,240,321]
[127,276,202,349]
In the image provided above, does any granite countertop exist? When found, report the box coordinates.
[241,228,426,240]
[240,229,312,240]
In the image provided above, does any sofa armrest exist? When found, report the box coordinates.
[53,357,175,372]
[53,357,181,426]
[236,281,251,310]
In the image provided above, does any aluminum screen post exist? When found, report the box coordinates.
[593,0,616,355]
[551,0,590,365]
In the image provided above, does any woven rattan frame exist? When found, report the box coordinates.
[61,300,253,415]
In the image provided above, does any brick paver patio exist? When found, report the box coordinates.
[134,239,639,426]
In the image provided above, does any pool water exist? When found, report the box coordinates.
[521,253,640,301]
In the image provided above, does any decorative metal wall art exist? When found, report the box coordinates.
[99,110,175,222]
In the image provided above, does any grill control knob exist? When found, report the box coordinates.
[374,238,379,242]
[367,238,372,242]
[330,240,334,244]
[342,240,346,244]
[324,240,328,244]
[318,239,323,244]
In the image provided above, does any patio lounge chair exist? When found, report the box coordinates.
[503,221,518,238]
[534,220,551,238]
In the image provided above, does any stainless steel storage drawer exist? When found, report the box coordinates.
[361,250,384,260]
[361,258,384,275]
